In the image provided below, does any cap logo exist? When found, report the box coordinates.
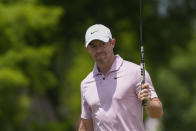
[91,30,98,35]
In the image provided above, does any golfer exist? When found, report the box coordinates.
[78,24,163,131]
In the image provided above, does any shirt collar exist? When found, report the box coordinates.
[93,54,123,77]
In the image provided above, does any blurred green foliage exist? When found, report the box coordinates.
[0,0,195,130]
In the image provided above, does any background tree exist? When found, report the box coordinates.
[0,0,195,130]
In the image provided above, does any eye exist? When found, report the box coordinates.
[101,42,106,46]
[90,44,96,48]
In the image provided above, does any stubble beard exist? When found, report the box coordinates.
[95,52,108,65]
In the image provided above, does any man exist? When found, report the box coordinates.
[78,24,163,131]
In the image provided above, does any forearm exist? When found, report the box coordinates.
[78,118,93,131]
[78,122,86,131]
[145,98,163,118]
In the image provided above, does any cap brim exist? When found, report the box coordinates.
[85,36,109,47]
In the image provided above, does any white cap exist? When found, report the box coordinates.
[85,24,112,47]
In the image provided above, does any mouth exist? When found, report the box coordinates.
[95,52,105,58]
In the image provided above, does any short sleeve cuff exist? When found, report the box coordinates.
[81,114,91,119]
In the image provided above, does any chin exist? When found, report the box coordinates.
[96,55,105,61]
[96,58,107,65]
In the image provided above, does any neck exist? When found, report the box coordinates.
[97,54,116,75]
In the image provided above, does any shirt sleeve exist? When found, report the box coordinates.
[80,83,92,119]
[136,70,158,99]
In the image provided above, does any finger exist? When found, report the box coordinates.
[138,92,145,100]
[145,93,151,98]
[138,92,142,99]
[138,90,151,101]
[141,94,149,99]
[142,83,149,89]
[140,96,148,101]
[140,92,151,99]
[141,89,150,94]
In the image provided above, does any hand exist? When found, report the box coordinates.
[138,83,151,105]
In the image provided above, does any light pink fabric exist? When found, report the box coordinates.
[80,55,157,131]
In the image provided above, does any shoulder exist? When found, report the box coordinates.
[122,59,151,78]
[123,60,140,68]
[80,71,96,94]
[121,59,153,84]
[121,59,141,74]
[81,71,95,88]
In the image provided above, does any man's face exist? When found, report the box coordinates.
[86,39,115,64]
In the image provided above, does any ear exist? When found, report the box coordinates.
[111,38,116,48]
[85,46,89,53]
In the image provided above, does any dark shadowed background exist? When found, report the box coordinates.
[0,0,195,130]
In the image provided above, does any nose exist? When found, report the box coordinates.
[95,45,103,53]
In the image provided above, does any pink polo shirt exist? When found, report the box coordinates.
[80,55,157,131]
